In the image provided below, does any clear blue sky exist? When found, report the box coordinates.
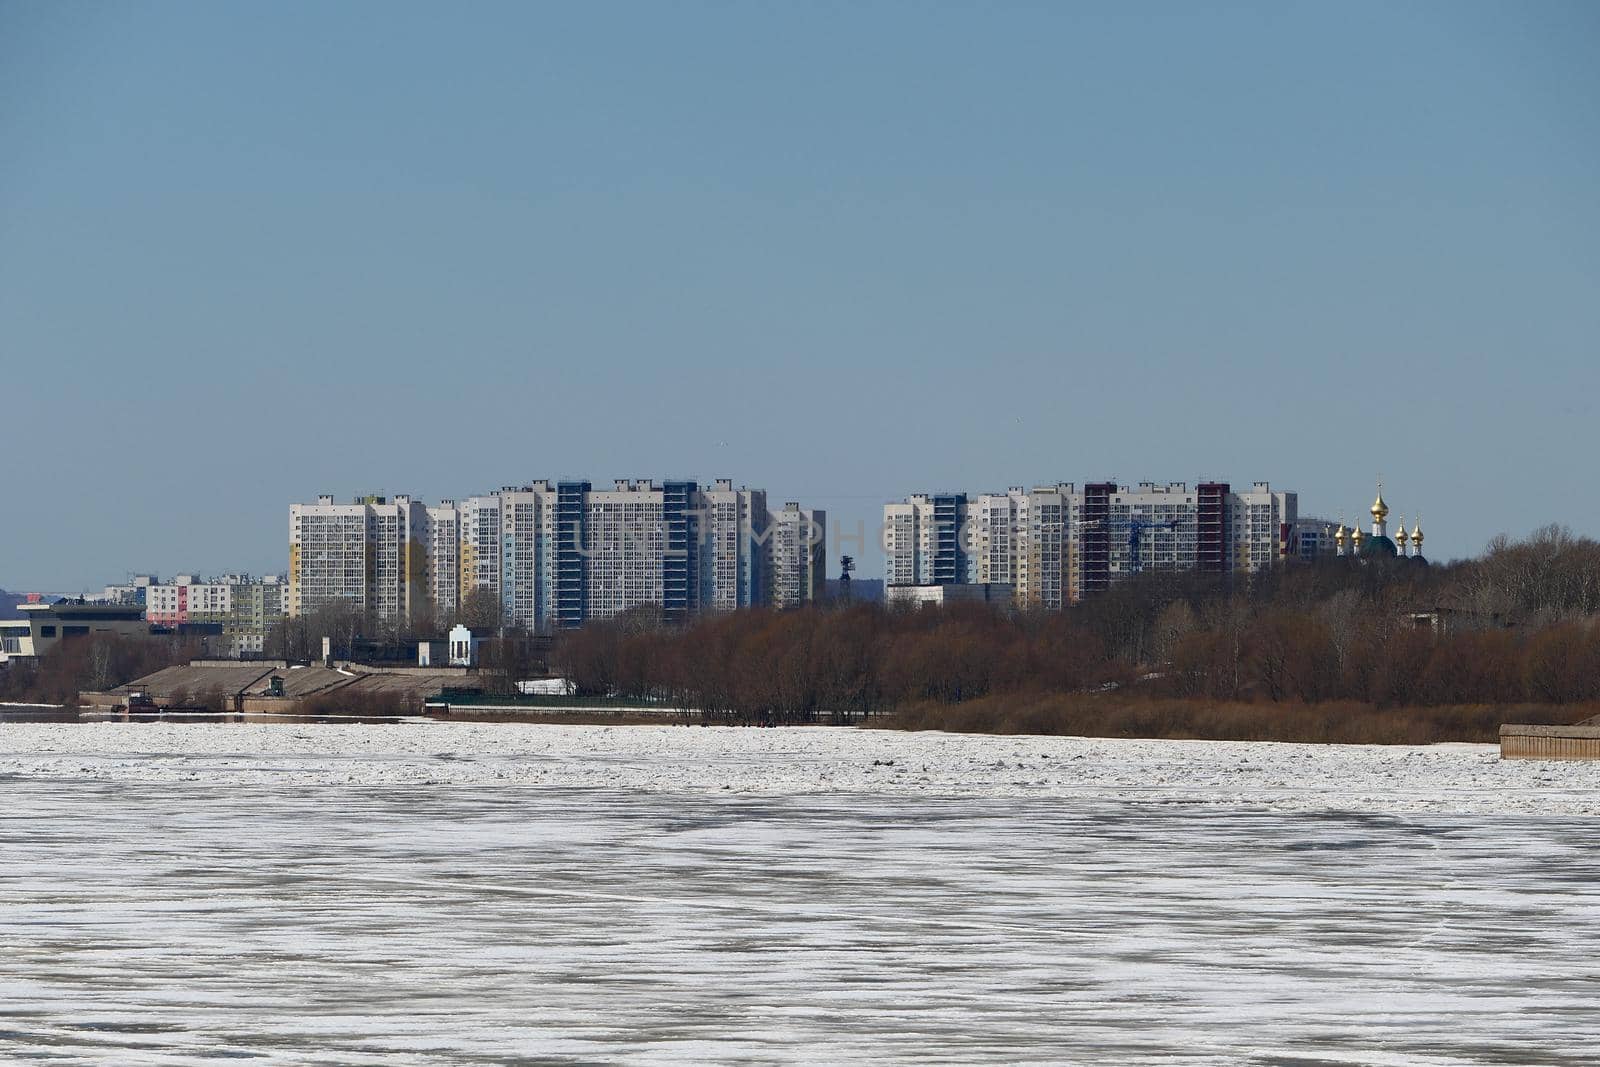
[3,1,1596,589]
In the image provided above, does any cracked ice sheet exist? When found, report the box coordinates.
[0,724,1598,1065]
[2,721,1600,815]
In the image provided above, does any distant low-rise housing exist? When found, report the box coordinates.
[141,574,287,656]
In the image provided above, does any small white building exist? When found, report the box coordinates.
[448,624,481,667]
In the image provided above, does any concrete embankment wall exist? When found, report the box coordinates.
[238,696,304,714]
[80,661,478,711]
[426,702,686,718]
[1500,724,1600,760]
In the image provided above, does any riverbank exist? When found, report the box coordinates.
[877,694,1594,744]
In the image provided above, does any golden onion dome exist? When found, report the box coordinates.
[1395,517,1407,542]
[1411,518,1424,546]
[1351,527,1364,547]
[1334,521,1347,544]
[1370,484,1389,522]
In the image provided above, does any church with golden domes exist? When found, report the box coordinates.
[1333,483,1426,563]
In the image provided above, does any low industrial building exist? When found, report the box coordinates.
[3,601,151,665]
[887,583,1014,609]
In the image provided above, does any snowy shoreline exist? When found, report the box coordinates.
[2,721,1598,816]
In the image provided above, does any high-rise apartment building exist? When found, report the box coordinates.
[288,497,367,616]
[701,480,769,611]
[1101,482,1203,582]
[768,501,827,608]
[458,494,502,608]
[1231,482,1297,574]
[498,482,557,631]
[503,478,806,628]
[968,487,1072,610]
[886,479,1297,606]
[580,479,673,623]
[426,501,461,618]
[290,480,815,630]
[288,494,429,621]
[883,493,970,587]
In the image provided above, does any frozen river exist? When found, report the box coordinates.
[2,723,1599,1065]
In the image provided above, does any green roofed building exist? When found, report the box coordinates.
[1331,484,1427,565]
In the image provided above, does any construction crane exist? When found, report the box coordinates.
[1126,517,1184,575]
[1080,516,1186,576]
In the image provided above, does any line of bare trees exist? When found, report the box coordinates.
[11,526,1593,721]
[0,632,199,707]
[265,588,505,663]
[546,527,1600,722]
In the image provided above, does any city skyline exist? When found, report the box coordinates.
[15,471,1393,595]
[4,471,1450,594]
[287,480,826,630]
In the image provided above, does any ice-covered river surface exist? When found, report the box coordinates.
[3,723,1599,1065]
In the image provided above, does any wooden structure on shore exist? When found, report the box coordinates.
[1500,722,1600,760]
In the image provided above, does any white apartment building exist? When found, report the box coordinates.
[886,479,1297,606]
[700,480,769,611]
[768,501,826,608]
[290,480,812,631]
[583,480,668,622]
[458,494,503,607]
[369,495,429,621]
[1076,480,1295,594]
[288,494,429,621]
[882,497,924,587]
[971,487,1071,610]
[1231,482,1297,574]
[1102,482,1203,580]
[884,489,1065,601]
[426,501,461,617]
[498,482,558,631]
[883,493,970,587]
[289,497,368,615]
[488,478,790,629]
